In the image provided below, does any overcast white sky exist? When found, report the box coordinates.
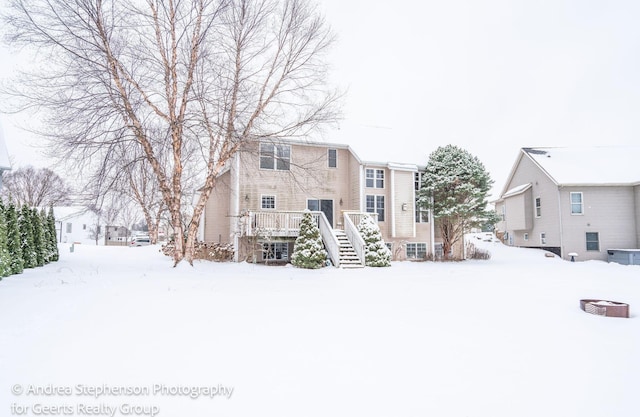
[2,0,640,197]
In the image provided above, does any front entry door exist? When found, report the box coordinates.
[307,199,334,228]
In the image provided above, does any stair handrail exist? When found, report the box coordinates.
[343,212,366,265]
[313,211,341,267]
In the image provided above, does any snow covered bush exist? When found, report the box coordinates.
[357,215,391,267]
[291,211,327,269]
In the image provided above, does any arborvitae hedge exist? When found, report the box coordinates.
[6,201,24,275]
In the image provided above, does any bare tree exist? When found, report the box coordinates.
[2,0,339,265]
[1,166,72,207]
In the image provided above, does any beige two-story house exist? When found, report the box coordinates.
[200,138,440,266]
[494,146,640,261]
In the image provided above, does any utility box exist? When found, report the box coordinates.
[607,249,640,266]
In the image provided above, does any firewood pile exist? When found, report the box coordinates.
[161,242,234,261]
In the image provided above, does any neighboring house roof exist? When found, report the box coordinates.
[500,146,640,197]
[53,206,93,222]
[502,183,532,198]
[0,121,12,171]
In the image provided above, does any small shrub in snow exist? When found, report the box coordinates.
[357,215,391,267]
[291,211,326,269]
[465,241,491,260]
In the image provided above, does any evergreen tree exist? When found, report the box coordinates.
[40,208,51,264]
[0,202,12,277]
[47,206,59,262]
[357,215,391,267]
[32,208,45,266]
[417,144,497,259]
[291,211,327,269]
[19,205,37,268]
[6,201,24,274]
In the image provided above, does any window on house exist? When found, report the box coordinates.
[570,192,583,215]
[66,223,72,233]
[501,205,506,221]
[263,242,289,260]
[540,232,546,245]
[366,168,384,188]
[414,172,429,223]
[586,232,599,251]
[328,149,337,168]
[385,242,393,253]
[523,233,529,241]
[406,243,427,259]
[261,195,276,209]
[83,224,86,230]
[535,197,541,217]
[366,195,385,222]
[259,143,290,170]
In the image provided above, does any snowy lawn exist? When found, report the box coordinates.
[1,239,639,417]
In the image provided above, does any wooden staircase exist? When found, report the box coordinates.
[334,230,364,268]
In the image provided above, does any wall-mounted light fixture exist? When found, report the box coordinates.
[401,203,408,211]
[245,194,249,202]
[339,198,343,206]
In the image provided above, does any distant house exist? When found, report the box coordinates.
[494,146,640,261]
[0,121,12,189]
[200,138,460,266]
[104,225,132,246]
[54,206,102,244]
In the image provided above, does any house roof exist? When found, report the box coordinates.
[502,183,532,198]
[522,146,639,186]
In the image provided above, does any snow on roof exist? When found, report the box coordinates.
[325,123,429,168]
[0,121,12,171]
[523,146,640,185]
[53,206,92,222]
[503,183,532,198]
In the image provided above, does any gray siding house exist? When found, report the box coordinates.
[200,139,449,266]
[494,146,640,261]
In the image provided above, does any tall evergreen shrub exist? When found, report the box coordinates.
[6,201,24,274]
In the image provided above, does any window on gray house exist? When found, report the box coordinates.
[259,143,290,170]
[328,149,337,168]
[586,232,599,251]
[366,195,384,221]
[535,197,541,217]
[365,168,384,188]
[261,195,276,209]
[66,223,72,233]
[540,232,546,245]
[570,192,583,215]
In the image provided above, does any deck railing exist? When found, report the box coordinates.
[244,210,375,267]
[343,212,369,265]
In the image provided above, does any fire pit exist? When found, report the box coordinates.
[580,299,629,318]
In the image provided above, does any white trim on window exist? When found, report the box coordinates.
[540,232,546,245]
[406,242,427,259]
[365,168,384,188]
[261,195,276,210]
[328,148,337,168]
[570,192,583,215]
[535,197,541,218]
[523,233,528,241]
[259,143,291,171]
[586,232,599,251]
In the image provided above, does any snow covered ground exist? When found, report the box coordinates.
[1,238,638,417]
